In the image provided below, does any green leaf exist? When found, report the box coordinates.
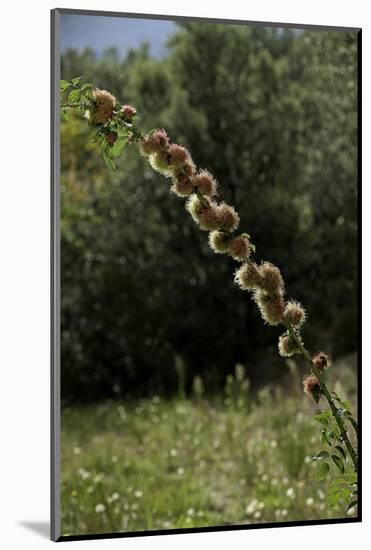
[60,79,70,91]
[332,454,345,473]
[68,89,81,104]
[321,429,331,446]
[328,429,338,441]
[312,451,330,461]
[317,461,330,481]
[343,472,357,485]
[81,84,93,101]
[71,76,83,86]
[335,445,347,461]
[102,150,116,171]
[313,412,330,426]
[250,243,256,253]
[111,137,128,157]
[334,478,347,486]
[328,488,345,508]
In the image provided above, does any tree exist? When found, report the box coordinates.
[60,24,358,401]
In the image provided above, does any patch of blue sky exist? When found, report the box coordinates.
[61,14,177,58]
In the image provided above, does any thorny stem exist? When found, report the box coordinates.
[286,323,358,471]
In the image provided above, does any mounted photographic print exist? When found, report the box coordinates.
[51,8,361,542]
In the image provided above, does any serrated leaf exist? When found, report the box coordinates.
[317,461,330,481]
[332,454,345,473]
[328,488,345,508]
[312,451,330,461]
[102,150,116,171]
[111,137,128,157]
[68,89,81,103]
[71,76,83,86]
[85,92,93,103]
[60,79,70,91]
[313,412,331,426]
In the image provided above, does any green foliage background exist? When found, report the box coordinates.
[60,24,358,402]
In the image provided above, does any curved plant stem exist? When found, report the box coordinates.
[60,80,358,478]
[286,323,358,471]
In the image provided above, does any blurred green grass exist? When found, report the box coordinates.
[61,357,357,536]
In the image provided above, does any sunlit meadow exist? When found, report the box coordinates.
[61,356,357,535]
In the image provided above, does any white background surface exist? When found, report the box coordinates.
[0,0,369,548]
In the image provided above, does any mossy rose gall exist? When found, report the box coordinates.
[61,79,359,493]
[90,88,116,124]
